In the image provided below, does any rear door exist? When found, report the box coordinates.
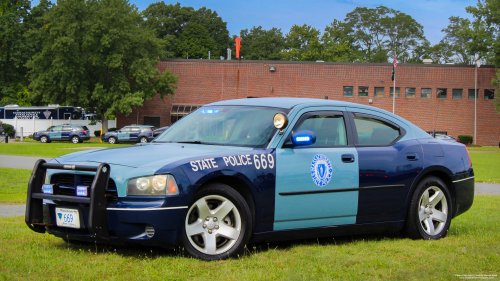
[274,108,359,230]
[61,126,72,140]
[130,127,141,141]
[346,110,424,223]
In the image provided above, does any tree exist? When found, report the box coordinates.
[344,6,389,62]
[238,26,285,60]
[344,6,427,63]
[174,22,216,59]
[0,0,30,106]
[27,0,178,133]
[320,20,360,62]
[467,0,500,112]
[280,24,322,61]
[141,2,231,59]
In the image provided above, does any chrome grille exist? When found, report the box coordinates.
[51,173,118,201]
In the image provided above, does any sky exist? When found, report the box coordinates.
[30,0,479,45]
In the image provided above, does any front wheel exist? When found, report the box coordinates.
[40,136,49,143]
[71,136,80,144]
[108,137,117,144]
[402,176,452,240]
[182,184,253,260]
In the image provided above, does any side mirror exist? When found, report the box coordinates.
[291,130,316,147]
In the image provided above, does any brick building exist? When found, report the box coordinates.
[116,59,499,146]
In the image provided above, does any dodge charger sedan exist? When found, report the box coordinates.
[25,98,474,260]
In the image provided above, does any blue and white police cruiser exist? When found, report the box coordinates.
[25,98,474,260]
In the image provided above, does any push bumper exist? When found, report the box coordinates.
[25,160,186,246]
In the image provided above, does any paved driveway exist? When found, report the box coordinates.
[0,155,52,169]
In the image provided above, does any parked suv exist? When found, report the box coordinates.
[101,125,154,144]
[34,124,91,143]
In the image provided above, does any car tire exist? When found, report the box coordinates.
[402,176,453,240]
[40,136,48,143]
[108,137,117,144]
[139,137,148,143]
[71,136,80,144]
[182,183,253,261]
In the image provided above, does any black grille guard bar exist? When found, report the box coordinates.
[25,159,111,240]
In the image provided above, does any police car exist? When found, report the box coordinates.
[33,124,91,143]
[101,125,154,144]
[25,98,474,260]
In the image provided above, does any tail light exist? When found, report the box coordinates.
[456,139,459,142]
[463,144,472,167]
[82,131,87,135]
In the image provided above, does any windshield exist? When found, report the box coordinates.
[155,106,289,147]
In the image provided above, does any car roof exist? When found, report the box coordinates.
[207,97,373,110]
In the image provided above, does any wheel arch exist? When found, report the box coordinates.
[404,166,457,219]
[195,175,256,232]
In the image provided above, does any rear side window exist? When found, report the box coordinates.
[292,113,348,147]
[62,126,71,131]
[75,126,87,130]
[353,114,401,146]
[141,127,153,132]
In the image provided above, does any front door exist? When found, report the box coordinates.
[274,110,359,230]
[49,126,62,140]
[117,127,131,141]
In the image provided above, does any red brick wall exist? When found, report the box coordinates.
[116,60,500,146]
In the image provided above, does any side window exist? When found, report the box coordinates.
[62,126,71,131]
[52,126,63,131]
[353,114,401,146]
[131,127,140,132]
[120,127,131,132]
[292,113,348,147]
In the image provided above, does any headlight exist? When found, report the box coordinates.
[126,175,179,196]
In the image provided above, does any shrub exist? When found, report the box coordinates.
[1,123,16,138]
[108,127,117,132]
[458,135,473,145]
[94,130,101,137]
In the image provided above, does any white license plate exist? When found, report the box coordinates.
[56,208,81,229]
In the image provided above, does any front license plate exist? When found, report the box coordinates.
[55,208,81,229]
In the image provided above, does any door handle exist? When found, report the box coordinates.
[342,154,355,163]
[406,153,419,161]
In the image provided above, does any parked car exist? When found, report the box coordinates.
[434,134,459,143]
[101,125,154,144]
[33,124,90,143]
[25,98,474,261]
[153,126,169,137]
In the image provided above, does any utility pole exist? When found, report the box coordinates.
[474,57,481,145]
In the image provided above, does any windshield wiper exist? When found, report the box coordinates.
[176,141,223,146]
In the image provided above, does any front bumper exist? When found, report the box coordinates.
[25,160,186,247]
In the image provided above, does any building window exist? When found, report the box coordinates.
[485,89,495,100]
[144,116,160,128]
[468,89,478,99]
[405,88,416,98]
[421,88,431,98]
[452,89,463,99]
[374,87,384,97]
[389,87,400,98]
[358,86,368,97]
[343,86,353,97]
[170,103,203,125]
[437,88,447,99]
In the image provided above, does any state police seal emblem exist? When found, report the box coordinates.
[311,154,333,187]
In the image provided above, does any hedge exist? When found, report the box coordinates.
[1,123,16,138]
[458,135,473,145]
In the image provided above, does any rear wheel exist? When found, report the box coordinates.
[140,136,148,143]
[71,136,80,144]
[402,176,452,240]
[182,184,252,260]
[108,137,117,144]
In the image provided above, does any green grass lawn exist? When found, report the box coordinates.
[0,168,31,204]
[467,146,500,151]
[0,139,130,158]
[0,196,498,280]
[469,152,500,183]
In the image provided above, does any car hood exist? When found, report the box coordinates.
[54,143,253,169]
